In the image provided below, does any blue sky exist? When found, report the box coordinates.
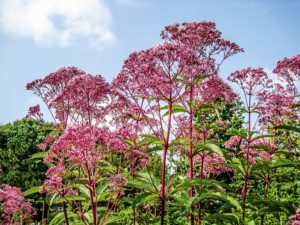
[0,0,299,124]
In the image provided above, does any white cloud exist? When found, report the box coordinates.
[115,0,136,5]
[0,0,116,48]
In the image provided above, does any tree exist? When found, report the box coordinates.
[0,119,49,191]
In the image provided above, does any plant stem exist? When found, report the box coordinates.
[90,188,98,225]
[260,175,269,225]
[189,84,195,225]
[160,99,173,225]
[242,94,252,225]
[62,202,69,225]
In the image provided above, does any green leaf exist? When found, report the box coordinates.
[162,104,187,117]
[205,143,224,157]
[244,219,255,225]
[171,178,233,194]
[253,134,274,140]
[49,212,79,225]
[31,151,47,159]
[275,124,300,133]
[197,191,242,211]
[205,213,240,224]
[49,212,65,225]
[225,158,246,175]
[23,186,40,197]
[270,160,300,169]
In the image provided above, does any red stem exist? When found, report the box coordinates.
[260,175,269,225]
[62,202,69,225]
[160,99,173,225]
[242,94,252,225]
[189,84,195,225]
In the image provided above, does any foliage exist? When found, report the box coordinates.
[0,119,49,190]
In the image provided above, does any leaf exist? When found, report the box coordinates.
[253,134,274,140]
[127,180,157,193]
[197,191,242,211]
[171,178,233,194]
[147,145,164,153]
[171,137,190,146]
[204,213,240,224]
[49,212,65,225]
[205,143,224,157]
[270,160,300,169]
[23,186,40,197]
[194,73,211,84]
[97,181,110,201]
[31,151,47,159]
[275,124,300,133]
[162,104,187,117]
[132,193,153,208]
[65,196,86,201]
[49,194,58,207]
[244,219,255,225]
[225,158,246,175]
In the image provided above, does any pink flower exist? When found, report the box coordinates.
[228,67,272,95]
[225,135,242,150]
[287,207,300,225]
[273,54,300,86]
[37,143,47,151]
[0,184,35,224]
[26,67,110,126]
[198,75,238,104]
[256,84,297,126]
[161,21,243,64]
[127,149,149,172]
[109,174,128,195]
[194,154,232,178]
[26,104,43,120]
[42,125,129,196]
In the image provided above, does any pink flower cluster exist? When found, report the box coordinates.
[45,125,124,167]
[40,163,69,196]
[127,149,149,172]
[225,135,242,150]
[198,75,238,104]
[273,54,300,85]
[0,184,35,225]
[109,174,128,195]
[225,136,276,164]
[250,139,275,161]
[161,21,243,63]
[256,84,297,126]
[228,67,272,95]
[42,125,131,195]
[113,42,209,101]
[194,154,232,178]
[26,104,43,121]
[288,208,300,225]
[26,67,110,126]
